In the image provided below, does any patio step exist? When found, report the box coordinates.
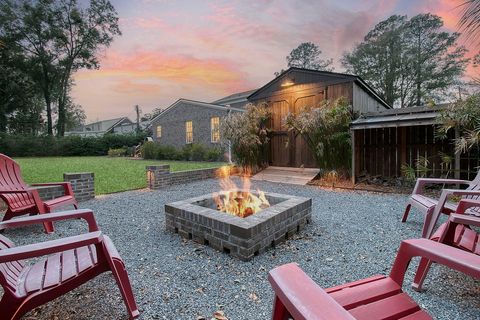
[251,167,320,185]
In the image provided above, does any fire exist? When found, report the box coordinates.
[213,166,270,218]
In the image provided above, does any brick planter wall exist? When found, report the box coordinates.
[146,165,221,189]
[63,172,95,201]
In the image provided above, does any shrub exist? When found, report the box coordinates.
[140,142,223,162]
[107,148,128,157]
[206,147,224,162]
[284,97,352,172]
[220,103,270,170]
[0,133,146,157]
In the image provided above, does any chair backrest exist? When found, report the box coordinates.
[0,154,35,210]
[0,234,25,292]
[464,171,480,213]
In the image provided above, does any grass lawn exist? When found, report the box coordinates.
[15,156,225,195]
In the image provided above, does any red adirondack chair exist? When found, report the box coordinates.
[0,209,139,320]
[402,171,480,238]
[269,238,480,320]
[0,153,78,233]
[412,198,480,291]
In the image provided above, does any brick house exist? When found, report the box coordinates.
[149,99,244,149]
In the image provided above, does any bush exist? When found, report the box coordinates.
[107,148,128,157]
[141,142,224,162]
[0,133,146,157]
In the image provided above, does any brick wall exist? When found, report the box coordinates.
[150,100,242,149]
[64,172,95,201]
[147,165,228,189]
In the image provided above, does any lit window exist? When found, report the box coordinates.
[185,121,193,144]
[211,117,220,143]
[156,125,162,138]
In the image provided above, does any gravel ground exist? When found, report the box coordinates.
[4,179,479,320]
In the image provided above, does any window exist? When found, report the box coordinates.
[211,117,220,143]
[156,125,162,138]
[185,121,193,144]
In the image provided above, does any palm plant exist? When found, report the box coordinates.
[459,0,480,47]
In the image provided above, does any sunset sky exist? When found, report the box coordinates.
[72,0,477,122]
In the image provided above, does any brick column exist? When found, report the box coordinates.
[146,165,171,189]
[64,172,95,201]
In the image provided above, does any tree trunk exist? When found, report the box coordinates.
[56,65,71,137]
[42,65,53,135]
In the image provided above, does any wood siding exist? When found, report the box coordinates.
[352,82,385,114]
[353,126,480,180]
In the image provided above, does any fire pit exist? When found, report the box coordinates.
[164,167,312,260]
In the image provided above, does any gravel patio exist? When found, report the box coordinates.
[6,178,480,320]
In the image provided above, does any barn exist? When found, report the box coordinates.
[247,67,391,168]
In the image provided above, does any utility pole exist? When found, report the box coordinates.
[135,105,141,133]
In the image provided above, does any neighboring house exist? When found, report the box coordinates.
[65,117,148,137]
[149,99,244,149]
[212,88,257,109]
[247,67,391,167]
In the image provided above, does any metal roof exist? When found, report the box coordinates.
[212,89,257,105]
[350,105,447,129]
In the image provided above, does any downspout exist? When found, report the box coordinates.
[226,105,232,164]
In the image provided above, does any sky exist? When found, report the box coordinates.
[71,0,478,122]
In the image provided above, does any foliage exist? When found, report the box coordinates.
[276,42,333,76]
[15,156,225,195]
[0,0,121,136]
[342,14,468,108]
[220,103,270,169]
[0,133,145,157]
[459,0,480,48]
[437,93,480,153]
[284,97,353,172]
[107,147,128,157]
[141,107,163,121]
[141,142,224,162]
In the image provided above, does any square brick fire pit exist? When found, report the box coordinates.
[165,191,312,261]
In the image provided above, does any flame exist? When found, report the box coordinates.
[213,166,270,218]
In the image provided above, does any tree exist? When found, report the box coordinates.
[64,100,86,131]
[0,0,60,134]
[53,0,121,136]
[0,0,121,136]
[343,14,468,107]
[342,15,407,106]
[406,14,468,106]
[141,107,163,121]
[276,42,333,76]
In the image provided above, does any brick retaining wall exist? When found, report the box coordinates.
[0,172,95,212]
[64,172,95,202]
[147,165,225,189]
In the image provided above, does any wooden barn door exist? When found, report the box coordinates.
[270,100,291,166]
[293,95,318,167]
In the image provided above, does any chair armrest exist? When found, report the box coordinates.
[424,189,480,238]
[0,209,99,232]
[268,263,356,320]
[31,182,74,196]
[456,199,480,214]
[390,239,480,286]
[449,213,480,228]
[413,178,470,194]
[0,231,102,263]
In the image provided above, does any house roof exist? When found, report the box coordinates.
[247,67,392,109]
[212,89,257,105]
[150,98,245,124]
[68,117,132,133]
[350,105,448,130]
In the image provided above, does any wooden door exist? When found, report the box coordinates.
[270,100,291,166]
[293,95,317,167]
